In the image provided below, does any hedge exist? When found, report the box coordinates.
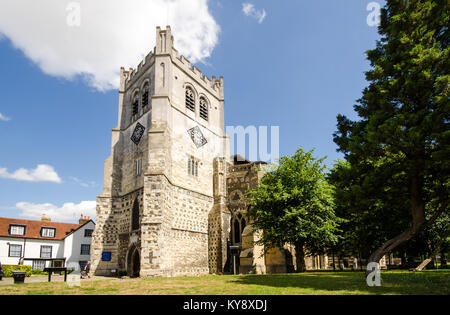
[2,265,32,277]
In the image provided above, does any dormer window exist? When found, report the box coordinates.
[199,97,209,121]
[9,225,26,236]
[186,87,195,112]
[41,227,56,238]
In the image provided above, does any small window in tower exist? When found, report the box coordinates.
[199,97,208,121]
[188,157,199,177]
[191,159,195,176]
[136,159,142,176]
[142,84,149,108]
[186,87,195,112]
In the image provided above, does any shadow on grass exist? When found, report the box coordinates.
[229,271,450,295]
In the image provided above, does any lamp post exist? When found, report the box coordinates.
[229,246,240,275]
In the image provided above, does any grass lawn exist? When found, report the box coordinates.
[0,270,448,295]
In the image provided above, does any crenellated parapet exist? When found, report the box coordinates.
[171,46,224,100]
[123,50,156,90]
[120,26,223,99]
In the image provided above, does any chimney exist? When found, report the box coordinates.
[41,214,51,222]
[79,214,90,225]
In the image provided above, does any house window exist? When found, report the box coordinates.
[40,246,52,259]
[187,157,199,177]
[80,244,91,255]
[41,227,56,238]
[8,244,22,257]
[185,87,195,112]
[136,159,142,176]
[84,229,93,237]
[199,97,209,121]
[32,260,46,270]
[9,225,26,236]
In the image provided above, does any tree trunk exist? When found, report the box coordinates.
[415,233,448,271]
[414,247,440,272]
[415,258,433,271]
[295,242,306,273]
[366,183,449,276]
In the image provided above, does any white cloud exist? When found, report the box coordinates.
[0,164,62,183]
[242,3,267,24]
[0,0,220,91]
[15,201,96,221]
[0,113,11,121]
[69,176,96,188]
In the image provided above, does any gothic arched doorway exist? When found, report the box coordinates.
[127,246,141,278]
[224,212,247,274]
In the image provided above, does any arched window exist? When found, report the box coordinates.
[131,199,140,231]
[199,97,209,121]
[231,213,246,245]
[132,92,139,116]
[185,87,195,112]
[142,83,149,108]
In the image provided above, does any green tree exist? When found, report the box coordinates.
[246,149,341,272]
[334,0,450,266]
[328,158,412,265]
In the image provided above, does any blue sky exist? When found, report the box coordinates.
[0,0,384,222]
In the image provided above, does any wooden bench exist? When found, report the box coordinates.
[43,267,69,282]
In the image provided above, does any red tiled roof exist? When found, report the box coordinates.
[0,217,81,241]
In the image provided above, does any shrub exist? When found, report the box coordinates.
[2,265,32,277]
[31,269,48,276]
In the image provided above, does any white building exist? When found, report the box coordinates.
[0,215,95,271]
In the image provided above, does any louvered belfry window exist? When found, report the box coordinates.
[142,85,149,108]
[132,96,139,116]
[199,97,208,121]
[186,87,195,112]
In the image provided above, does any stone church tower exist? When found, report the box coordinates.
[91,26,329,277]
[90,26,231,277]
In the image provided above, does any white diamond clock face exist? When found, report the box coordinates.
[188,126,207,148]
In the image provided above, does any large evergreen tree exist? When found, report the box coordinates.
[246,149,341,272]
[334,0,449,266]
